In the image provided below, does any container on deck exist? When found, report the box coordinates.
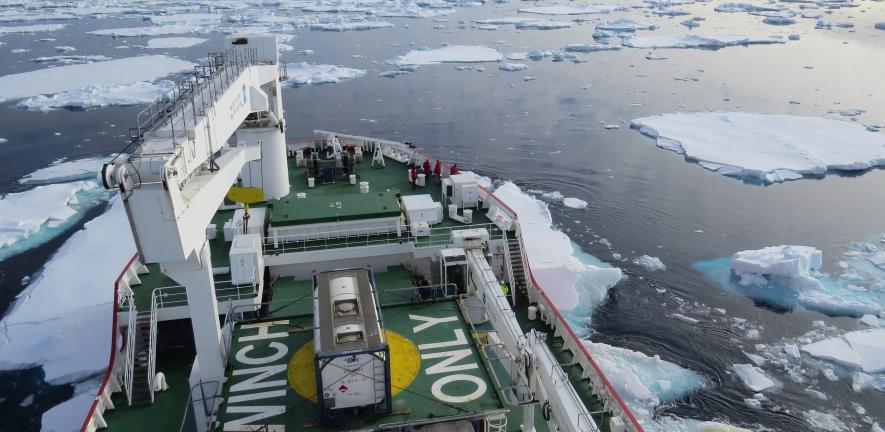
[296,192,307,199]
[416,173,426,186]
[527,305,538,320]
[359,181,369,193]
[349,174,357,184]
[308,177,316,188]
[312,268,391,421]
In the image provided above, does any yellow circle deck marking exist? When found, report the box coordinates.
[288,330,420,402]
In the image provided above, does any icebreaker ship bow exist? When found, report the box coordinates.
[87,36,647,432]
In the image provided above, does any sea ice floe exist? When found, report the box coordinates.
[635,255,667,271]
[148,13,222,25]
[498,62,527,72]
[732,363,776,391]
[583,340,709,428]
[562,197,588,209]
[596,18,656,32]
[630,112,885,184]
[0,55,195,102]
[389,45,503,67]
[88,24,204,37]
[801,328,885,373]
[17,81,176,111]
[41,392,97,432]
[802,410,849,432]
[518,4,630,15]
[474,17,572,30]
[623,35,783,49]
[18,157,107,185]
[285,62,366,86]
[0,199,135,386]
[145,37,208,49]
[0,181,107,261]
[695,244,885,317]
[563,43,621,53]
[30,55,111,65]
[309,20,394,31]
[492,182,621,312]
[0,24,65,34]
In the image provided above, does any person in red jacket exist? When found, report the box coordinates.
[449,164,460,175]
[422,159,431,180]
[410,165,418,189]
[433,159,442,179]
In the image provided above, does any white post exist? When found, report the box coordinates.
[161,241,224,432]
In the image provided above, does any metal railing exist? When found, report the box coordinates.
[220,300,235,370]
[80,253,139,432]
[129,48,259,147]
[179,380,223,432]
[147,288,162,404]
[481,187,647,432]
[264,223,503,255]
[123,296,138,405]
[150,281,259,310]
[123,296,137,406]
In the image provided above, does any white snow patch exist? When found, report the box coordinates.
[390,45,503,67]
[88,25,203,37]
[562,197,588,209]
[145,37,207,49]
[0,24,65,34]
[733,364,776,391]
[623,35,783,49]
[635,255,667,271]
[285,62,365,86]
[597,18,656,32]
[519,4,630,15]
[630,112,885,184]
[801,328,885,373]
[802,410,848,432]
[0,55,195,102]
[19,157,106,185]
[17,81,175,111]
[492,182,621,312]
[0,199,135,384]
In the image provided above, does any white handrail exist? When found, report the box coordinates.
[148,289,161,404]
[123,296,136,406]
[265,222,503,255]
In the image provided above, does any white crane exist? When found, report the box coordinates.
[102,35,289,429]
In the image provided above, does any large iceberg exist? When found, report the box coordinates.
[389,45,503,67]
[285,62,366,86]
[0,55,195,102]
[631,112,885,184]
[695,244,885,317]
[492,182,621,313]
[0,199,135,385]
[623,35,783,49]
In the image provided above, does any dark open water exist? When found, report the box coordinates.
[1,2,884,431]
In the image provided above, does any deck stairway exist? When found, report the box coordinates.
[130,311,154,406]
[507,237,529,303]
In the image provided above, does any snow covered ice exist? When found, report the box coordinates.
[631,112,885,184]
[0,199,135,387]
[285,62,365,86]
[732,364,776,391]
[696,244,885,317]
[801,328,885,373]
[0,55,195,103]
[492,182,621,313]
[562,197,588,209]
[518,4,630,15]
[623,35,784,49]
[498,62,527,72]
[17,81,176,111]
[390,45,503,67]
[145,37,207,49]
[635,255,667,271]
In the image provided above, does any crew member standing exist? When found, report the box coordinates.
[410,164,418,189]
[422,159,432,180]
[433,159,442,180]
[449,163,460,176]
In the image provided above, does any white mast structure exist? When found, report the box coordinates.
[102,35,289,428]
